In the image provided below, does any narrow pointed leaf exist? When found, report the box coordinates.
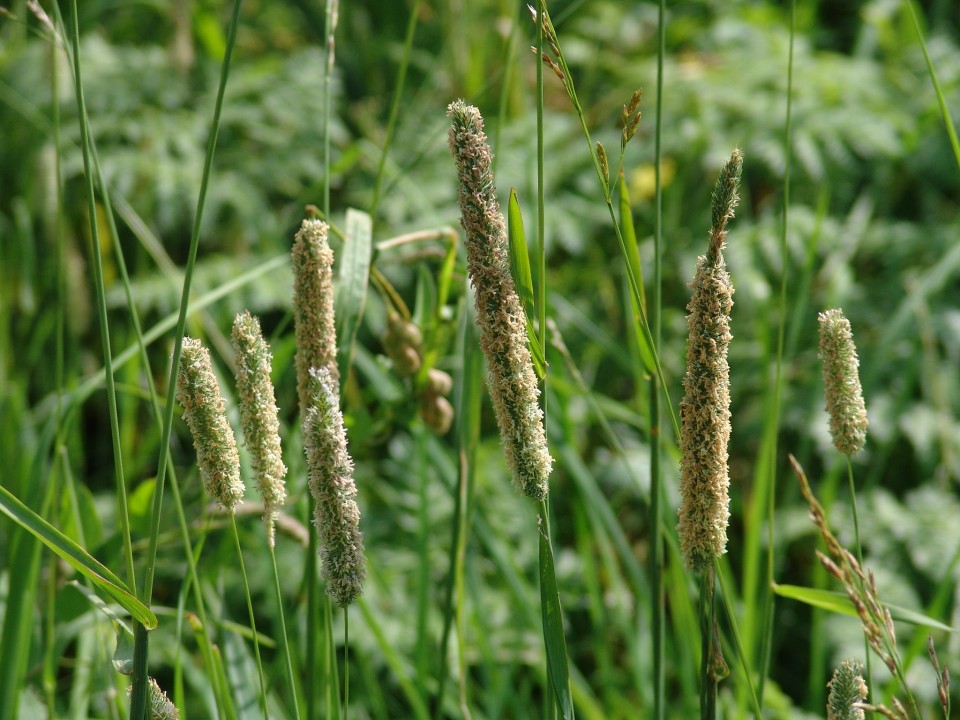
[336,208,373,380]
[507,188,547,377]
[774,583,954,632]
[0,484,157,629]
[540,520,575,720]
[618,173,654,374]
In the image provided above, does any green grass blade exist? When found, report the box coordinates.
[618,174,655,375]
[773,584,954,632]
[906,0,960,171]
[0,484,157,629]
[538,510,575,720]
[507,189,546,376]
[337,208,373,380]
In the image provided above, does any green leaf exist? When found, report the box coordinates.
[773,583,954,632]
[0,484,158,630]
[618,174,654,375]
[336,208,373,381]
[507,189,547,377]
[539,518,575,720]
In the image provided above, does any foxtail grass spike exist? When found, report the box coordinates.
[447,100,552,501]
[128,678,180,720]
[292,218,339,420]
[818,308,868,455]
[677,149,742,571]
[177,337,244,511]
[232,311,288,547]
[304,367,365,606]
[827,660,868,720]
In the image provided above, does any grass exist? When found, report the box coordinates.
[1,1,959,718]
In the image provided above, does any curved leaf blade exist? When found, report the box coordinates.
[0,485,158,630]
[337,208,373,380]
[507,188,546,377]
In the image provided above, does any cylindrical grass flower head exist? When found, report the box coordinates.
[232,311,288,547]
[677,148,742,571]
[303,367,365,606]
[177,337,244,511]
[447,100,552,501]
[292,218,339,423]
[818,308,868,456]
[827,659,868,720]
[128,678,180,720]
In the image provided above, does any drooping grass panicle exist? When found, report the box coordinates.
[292,218,339,421]
[232,311,288,547]
[446,99,552,501]
[177,337,244,511]
[818,308,869,456]
[827,659,868,720]
[303,366,365,606]
[676,149,742,571]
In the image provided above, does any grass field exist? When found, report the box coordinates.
[1,1,959,718]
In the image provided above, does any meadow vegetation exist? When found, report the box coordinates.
[1,0,959,718]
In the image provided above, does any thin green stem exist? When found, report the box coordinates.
[537,7,679,443]
[344,609,350,720]
[68,0,135,595]
[270,546,302,719]
[651,0,666,717]
[757,0,796,706]
[699,567,717,720]
[370,0,421,221]
[230,517,268,720]
[847,459,874,719]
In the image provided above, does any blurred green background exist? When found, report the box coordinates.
[2,0,960,717]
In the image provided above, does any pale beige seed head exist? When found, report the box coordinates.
[827,659,867,720]
[232,311,288,548]
[447,100,552,500]
[303,367,365,606]
[818,308,868,455]
[292,218,339,425]
[676,149,741,571]
[176,337,244,511]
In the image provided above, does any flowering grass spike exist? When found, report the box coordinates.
[304,367,365,606]
[818,308,869,456]
[677,149,742,571]
[176,337,244,511]
[447,100,552,500]
[232,311,287,547]
[292,218,339,420]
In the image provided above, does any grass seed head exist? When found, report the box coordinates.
[818,308,869,455]
[177,337,244,511]
[232,311,287,547]
[447,100,552,501]
[827,659,868,720]
[676,149,742,571]
[292,218,339,424]
[303,367,365,606]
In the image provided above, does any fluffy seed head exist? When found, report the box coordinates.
[177,337,244,511]
[447,100,552,500]
[292,219,339,423]
[303,367,365,606]
[677,149,741,571]
[128,678,180,720]
[818,308,868,455]
[827,659,868,720]
[232,311,287,547]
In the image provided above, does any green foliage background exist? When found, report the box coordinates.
[1,0,959,717]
